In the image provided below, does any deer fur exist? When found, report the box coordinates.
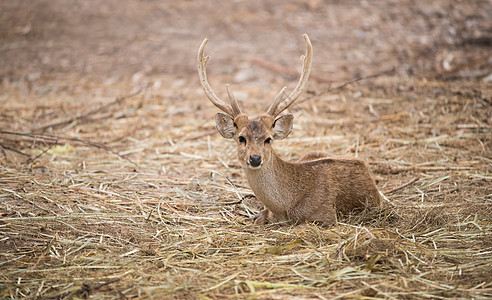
[198,34,381,225]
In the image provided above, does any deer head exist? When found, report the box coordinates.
[198,35,313,169]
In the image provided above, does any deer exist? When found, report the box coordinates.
[197,34,381,226]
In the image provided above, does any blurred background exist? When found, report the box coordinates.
[1,0,491,94]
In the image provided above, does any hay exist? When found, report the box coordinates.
[0,72,490,299]
[1,1,491,298]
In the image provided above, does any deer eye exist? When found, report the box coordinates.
[264,137,272,144]
[238,136,246,144]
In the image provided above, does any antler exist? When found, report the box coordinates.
[197,38,242,117]
[266,34,313,117]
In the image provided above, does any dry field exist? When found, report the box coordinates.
[1,1,491,299]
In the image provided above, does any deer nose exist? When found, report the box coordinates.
[249,155,262,167]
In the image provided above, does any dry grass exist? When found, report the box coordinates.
[0,71,490,299]
[1,1,491,298]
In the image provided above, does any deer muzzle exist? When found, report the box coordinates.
[248,155,262,168]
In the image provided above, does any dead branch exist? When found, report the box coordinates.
[251,58,335,84]
[384,177,420,195]
[44,279,121,300]
[183,130,217,142]
[33,87,144,133]
[0,142,31,157]
[0,130,137,166]
[310,66,397,96]
[23,141,58,165]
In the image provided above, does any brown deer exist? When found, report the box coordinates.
[197,34,381,225]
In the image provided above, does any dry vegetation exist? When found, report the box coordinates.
[1,0,491,299]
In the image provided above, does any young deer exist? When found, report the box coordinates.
[197,34,381,225]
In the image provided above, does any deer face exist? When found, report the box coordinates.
[198,34,312,168]
[215,113,294,169]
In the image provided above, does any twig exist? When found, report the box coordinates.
[183,130,216,142]
[93,278,121,290]
[45,278,121,299]
[33,88,144,133]
[0,130,137,166]
[309,66,396,96]
[251,58,335,83]
[23,140,58,165]
[384,177,420,195]
[0,142,31,157]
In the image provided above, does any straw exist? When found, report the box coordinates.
[0,71,490,299]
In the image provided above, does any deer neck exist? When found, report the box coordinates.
[243,150,296,218]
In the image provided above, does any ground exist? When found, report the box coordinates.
[0,0,491,299]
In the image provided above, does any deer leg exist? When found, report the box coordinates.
[288,196,337,226]
[254,208,277,225]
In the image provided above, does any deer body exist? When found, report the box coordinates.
[246,150,380,225]
[198,35,381,225]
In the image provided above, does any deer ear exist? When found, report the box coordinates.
[272,114,294,140]
[215,112,236,139]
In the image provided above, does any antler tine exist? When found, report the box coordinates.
[266,86,287,116]
[268,34,313,117]
[198,38,239,117]
[225,84,242,116]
